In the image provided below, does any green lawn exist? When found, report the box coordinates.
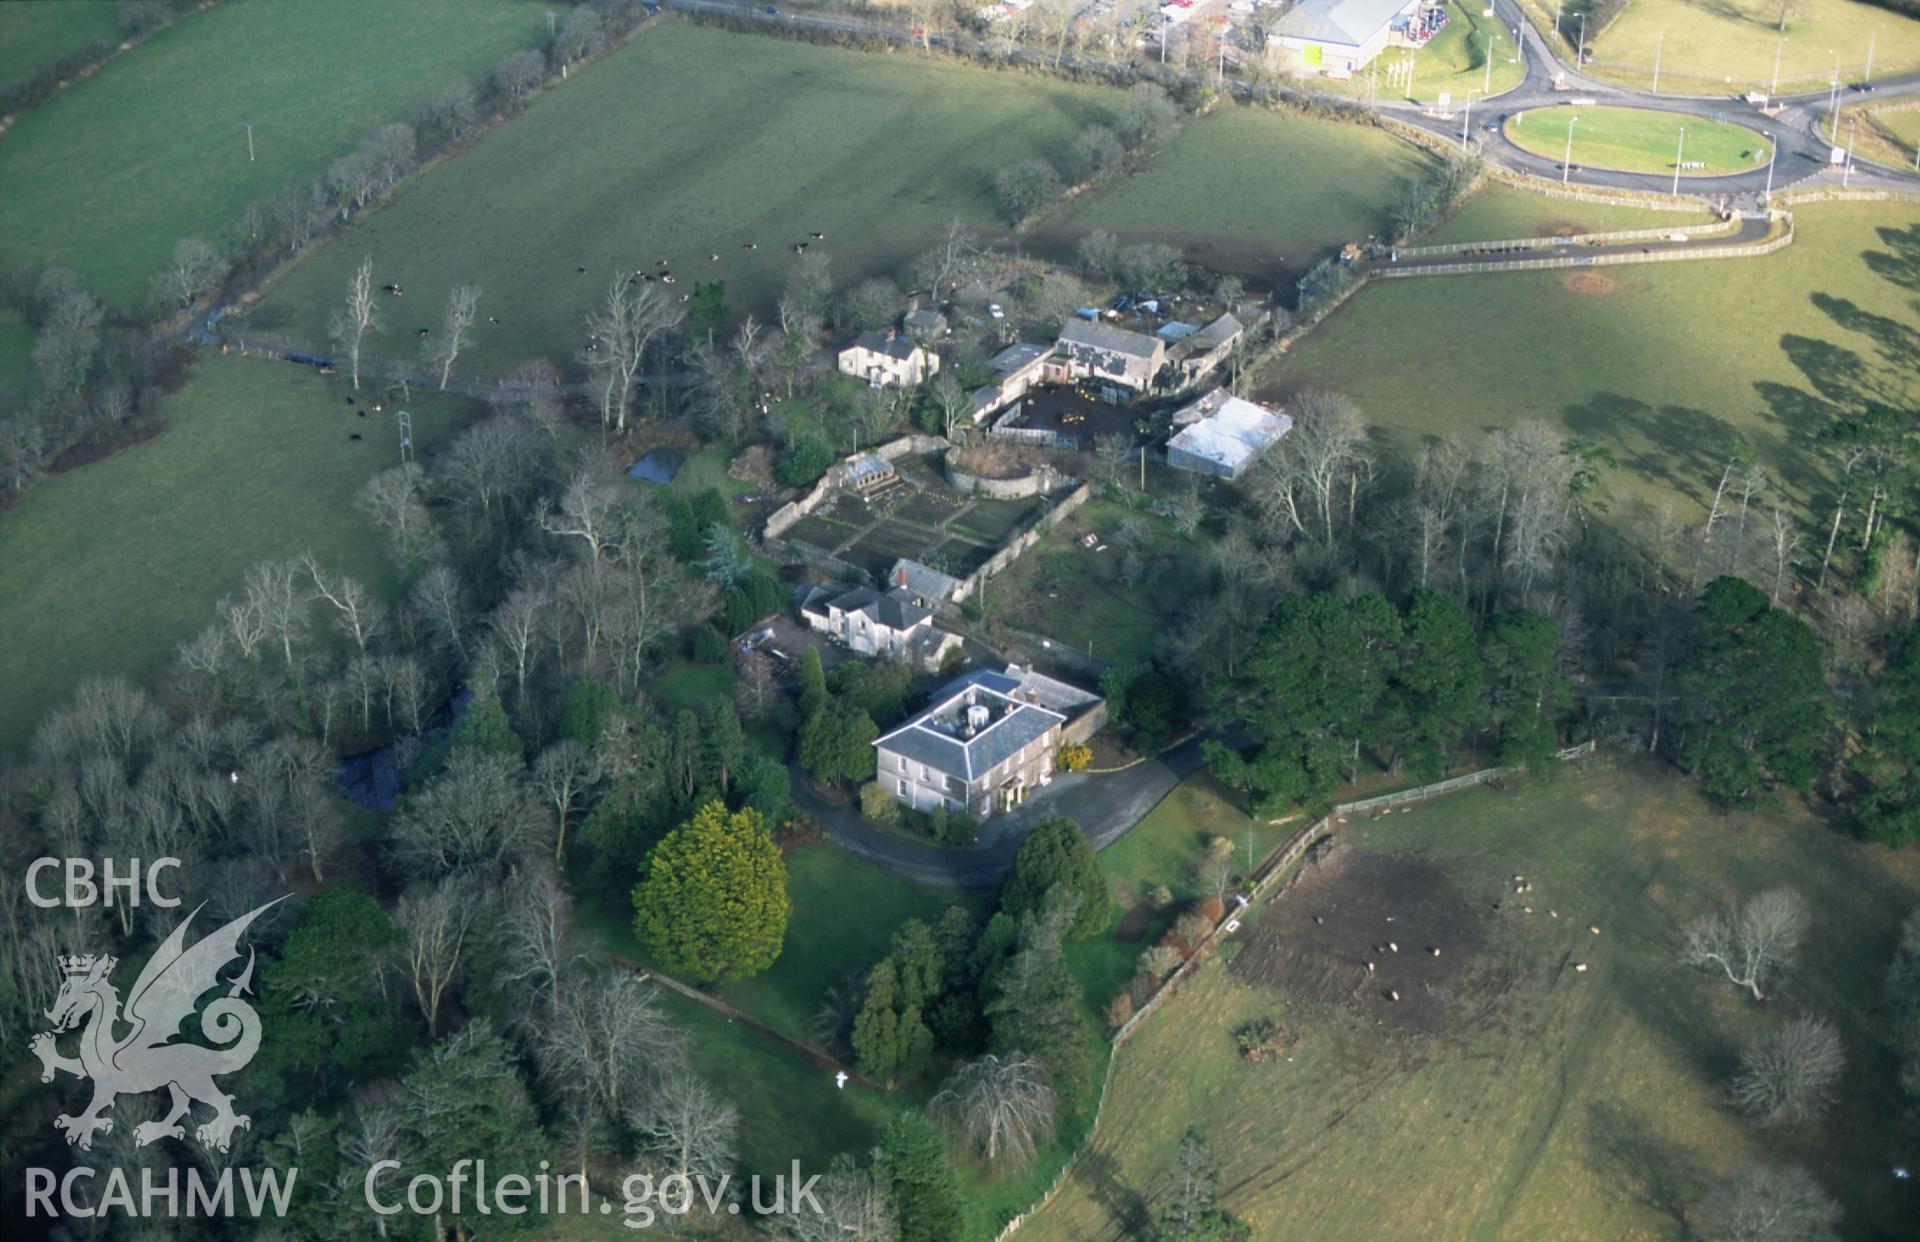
[0,354,473,757]
[1037,102,1428,289]
[1505,105,1771,176]
[1027,758,1920,1240]
[1422,182,1714,245]
[246,21,1135,379]
[0,0,547,307]
[0,0,122,90]
[1316,2,1525,104]
[647,661,737,716]
[1576,0,1920,94]
[1262,201,1920,524]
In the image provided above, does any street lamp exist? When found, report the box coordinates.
[1461,90,1478,150]
[1672,125,1686,196]
[1563,113,1579,184]
[1764,132,1776,198]
[1865,26,1878,86]
[1826,49,1839,140]
[1654,33,1663,92]
[1484,30,1494,93]
[1576,13,1587,66]
[1771,35,1786,96]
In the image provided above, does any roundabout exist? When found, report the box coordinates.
[1503,104,1773,178]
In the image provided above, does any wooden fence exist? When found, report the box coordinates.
[1375,220,1792,277]
[1392,215,1738,259]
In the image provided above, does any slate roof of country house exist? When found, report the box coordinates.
[875,675,1065,781]
[1058,318,1164,360]
[849,331,922,361]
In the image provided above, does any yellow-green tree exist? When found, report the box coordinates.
[633,801,789,982]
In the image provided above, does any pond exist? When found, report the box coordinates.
[626,447,686,484]
[331,686,473,812]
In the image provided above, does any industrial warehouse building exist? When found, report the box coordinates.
[1272,0,1422,77]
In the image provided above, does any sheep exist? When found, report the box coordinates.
[1385,916,1396,923]
[1574,962,1588,973]
[794,243,807,254]
[1589,926,1601,936]
[417,328,430,337]
[1549,910,1558,919]
[1522,906,1533,914]
[743,242,758,250]
[657,258,669,267]
[1312,915,1324,925]
[710,253,720,262]
[488,315,500,324]
[1387,942,1399,953]
[1513,874,1524,883]
[1428,946,1440,957]
[811,230,826,239]
[1388,989,1400,1002]
[662,274,677,284]
[1365,961,1375,974]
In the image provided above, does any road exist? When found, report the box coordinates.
[789,735,1210,887]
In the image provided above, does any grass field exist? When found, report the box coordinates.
[247,21,1138,379]
[1505,105,1771,176]
[1261,201,1920,523]
[0,0,121,91]
[0,354,473,757]
[1314,2,1525,104]
[0,0,546,307]
[1422,182,1715,245]
[1576,0,1920,94]
[1026,758,1920,1240]
[1832,99,1920,169]
[978,493,1203,669]
[1035,102,1428,291]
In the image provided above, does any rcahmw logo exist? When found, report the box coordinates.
[23,859,295,1220]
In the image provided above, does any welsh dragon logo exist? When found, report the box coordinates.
[30,899,282,1153]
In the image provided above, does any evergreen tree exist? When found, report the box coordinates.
[1854,624,1920,847]
[701,699,747,794]
[1388,588,1483,780]
[1672,577,1829,806]
[398,1020,545,1237]
[451,691,522,759]
[799,703,878,786]
[997,817,1111,940]
[1480,609,1570,770]
[561,676,624,746]
[877,1112,965,1242]
[798,648,829,717]
[633,801,789,981]
[851,958,934,1083]
[253,891,406,1110]
[1207,592,1396,815]
[987,889,1092,1105]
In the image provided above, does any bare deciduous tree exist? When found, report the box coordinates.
[1679,887,1807,1002]
[533,739,594,864]
[1730,1013,1845,1125]
[329,256,377,391]
[583,273,683,431]
[360,463,442,572]
[389,750,544,879]
[302,554,384,654]
[1251,388,1371,546]
[539,471,625,565]
[628,1069,737,1184]
[428,284,481,391]
[501,865,578,1009]
[395,874,485,1035]
[932,1052,1056,1169]
[767,1157,896,1242]
[1698,1162,1840,1242]
[151,238,228,310]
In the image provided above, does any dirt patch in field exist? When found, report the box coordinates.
[1230,846,1508,1038]
[1541,220,1587,236]
[1561,271,1617,296]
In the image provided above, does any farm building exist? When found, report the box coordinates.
[1272,0,1421,76]
[800,582,964,672]
[838,453,901,497]
[874,667,1101,817]
[887,558,962,607]
[1054,319,1167,392]
[838,329,940,388]
[1166,389,1292,479]
[970,341,1053,421]
[903,306,950,340]
[1168,312,1245,387]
